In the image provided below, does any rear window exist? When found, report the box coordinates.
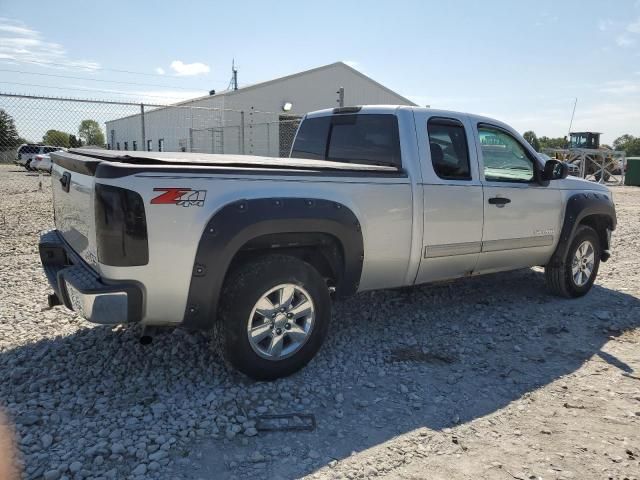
[291,114,401,167]
[43,147,59,153]
[19,145,40,154]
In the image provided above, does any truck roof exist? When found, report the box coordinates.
[305,105,515,133]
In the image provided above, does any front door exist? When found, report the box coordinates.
[415,114,484,284]
[473,124,562,274]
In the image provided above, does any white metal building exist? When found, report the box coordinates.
[105,62,416,157]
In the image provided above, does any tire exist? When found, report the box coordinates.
[545,225,601,298]
[216,254,331,380]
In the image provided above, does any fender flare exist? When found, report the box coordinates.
[181,198,364,330]
[549,192,616,267]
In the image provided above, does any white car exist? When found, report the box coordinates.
[32,154,52,173]
[15,144,64,170]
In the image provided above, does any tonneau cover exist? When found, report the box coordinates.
[68,149,399,172]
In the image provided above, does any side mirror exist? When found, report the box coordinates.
[542,159,569,181]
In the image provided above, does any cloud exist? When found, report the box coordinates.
[0,17,99,70]
[615,34,636,47]
[598,19,614,31]
[628,17,640,33]
[600,80,640,94]
[169,60,210,76]
[155,67,165,75]
[66,84,206,103]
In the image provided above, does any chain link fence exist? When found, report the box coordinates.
[0,93,302,164]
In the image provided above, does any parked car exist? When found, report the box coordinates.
[30,154,52,173]
[39,105,616,380]
[16,144,64,170]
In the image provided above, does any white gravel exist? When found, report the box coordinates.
[0,164,639,480]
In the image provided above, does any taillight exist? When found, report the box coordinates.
[94,184,148,266]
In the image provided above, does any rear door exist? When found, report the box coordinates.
[415,113,484,283]
[473,123,562,273]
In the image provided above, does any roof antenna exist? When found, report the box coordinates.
[231,59,238,91]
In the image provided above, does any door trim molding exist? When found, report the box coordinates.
[424,235,554,258]
[424,242,482,258]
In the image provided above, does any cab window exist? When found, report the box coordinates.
[478,125,534,182]
[291,114,401,167]
[427,117,471,180]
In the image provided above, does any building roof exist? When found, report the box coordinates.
[105,62,416,123]
[174,61,416,106]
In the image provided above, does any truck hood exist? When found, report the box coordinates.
[554,175,611,194]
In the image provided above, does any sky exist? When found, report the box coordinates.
[0,0,639,144]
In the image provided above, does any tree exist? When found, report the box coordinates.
[0,109,22,150]
[42,129,70,147]
[538,136,568,150]
[523,131,540,152]
[613,134,640,156]
[68,134,82,148]
[78,119,105,146]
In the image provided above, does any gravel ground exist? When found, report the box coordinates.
[0,163,638,480]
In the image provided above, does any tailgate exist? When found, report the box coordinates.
[50,151,100,266]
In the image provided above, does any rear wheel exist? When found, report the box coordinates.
[216,254,331,380]
[545,225,601,298]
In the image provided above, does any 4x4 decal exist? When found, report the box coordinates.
[151,188,206,207]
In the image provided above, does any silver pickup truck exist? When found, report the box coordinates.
[40,105,616,379]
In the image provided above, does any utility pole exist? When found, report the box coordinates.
[232,59,238,91]
[336,87,344,107]
[567,97,578,141]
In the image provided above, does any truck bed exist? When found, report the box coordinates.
[62,149,400,174]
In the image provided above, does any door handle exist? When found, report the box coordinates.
[488,197,510,206]
[60,172,71,192]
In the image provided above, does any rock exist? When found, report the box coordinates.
[244,427,258,437]
[148,450,168,462]
[594,310,612,321]
[68,461,82,473]
[41,433,53,449]
[17,413,39,426]
[250,451,265,463]
[335,393,344,403]
[132,463,147,475]
[111,442,125,455]
[43,470,61,480]
[400,384,409,394]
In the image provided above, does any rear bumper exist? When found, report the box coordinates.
[39,230,143,324]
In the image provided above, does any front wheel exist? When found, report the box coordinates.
[216,254,331,380]
[545,225,601,298]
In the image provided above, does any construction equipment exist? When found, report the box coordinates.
[544,131,626,185]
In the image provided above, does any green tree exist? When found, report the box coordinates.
[68,134,83,148]
[0,109,22,150]
[523,131,540,152]
[78,119,105,146]
[539,136,568,150]
[613,134,640,156]
[43,129,70,147]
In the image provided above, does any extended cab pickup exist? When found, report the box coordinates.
[40,106,616,379]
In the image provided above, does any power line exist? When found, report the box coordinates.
[0,68,212,91]
[0,81,205,101]
[0,58,210,80]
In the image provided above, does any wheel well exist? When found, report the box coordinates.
[579,214,612,251]
[228,232,345,290]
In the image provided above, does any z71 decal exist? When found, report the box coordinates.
[151,188,207,207]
